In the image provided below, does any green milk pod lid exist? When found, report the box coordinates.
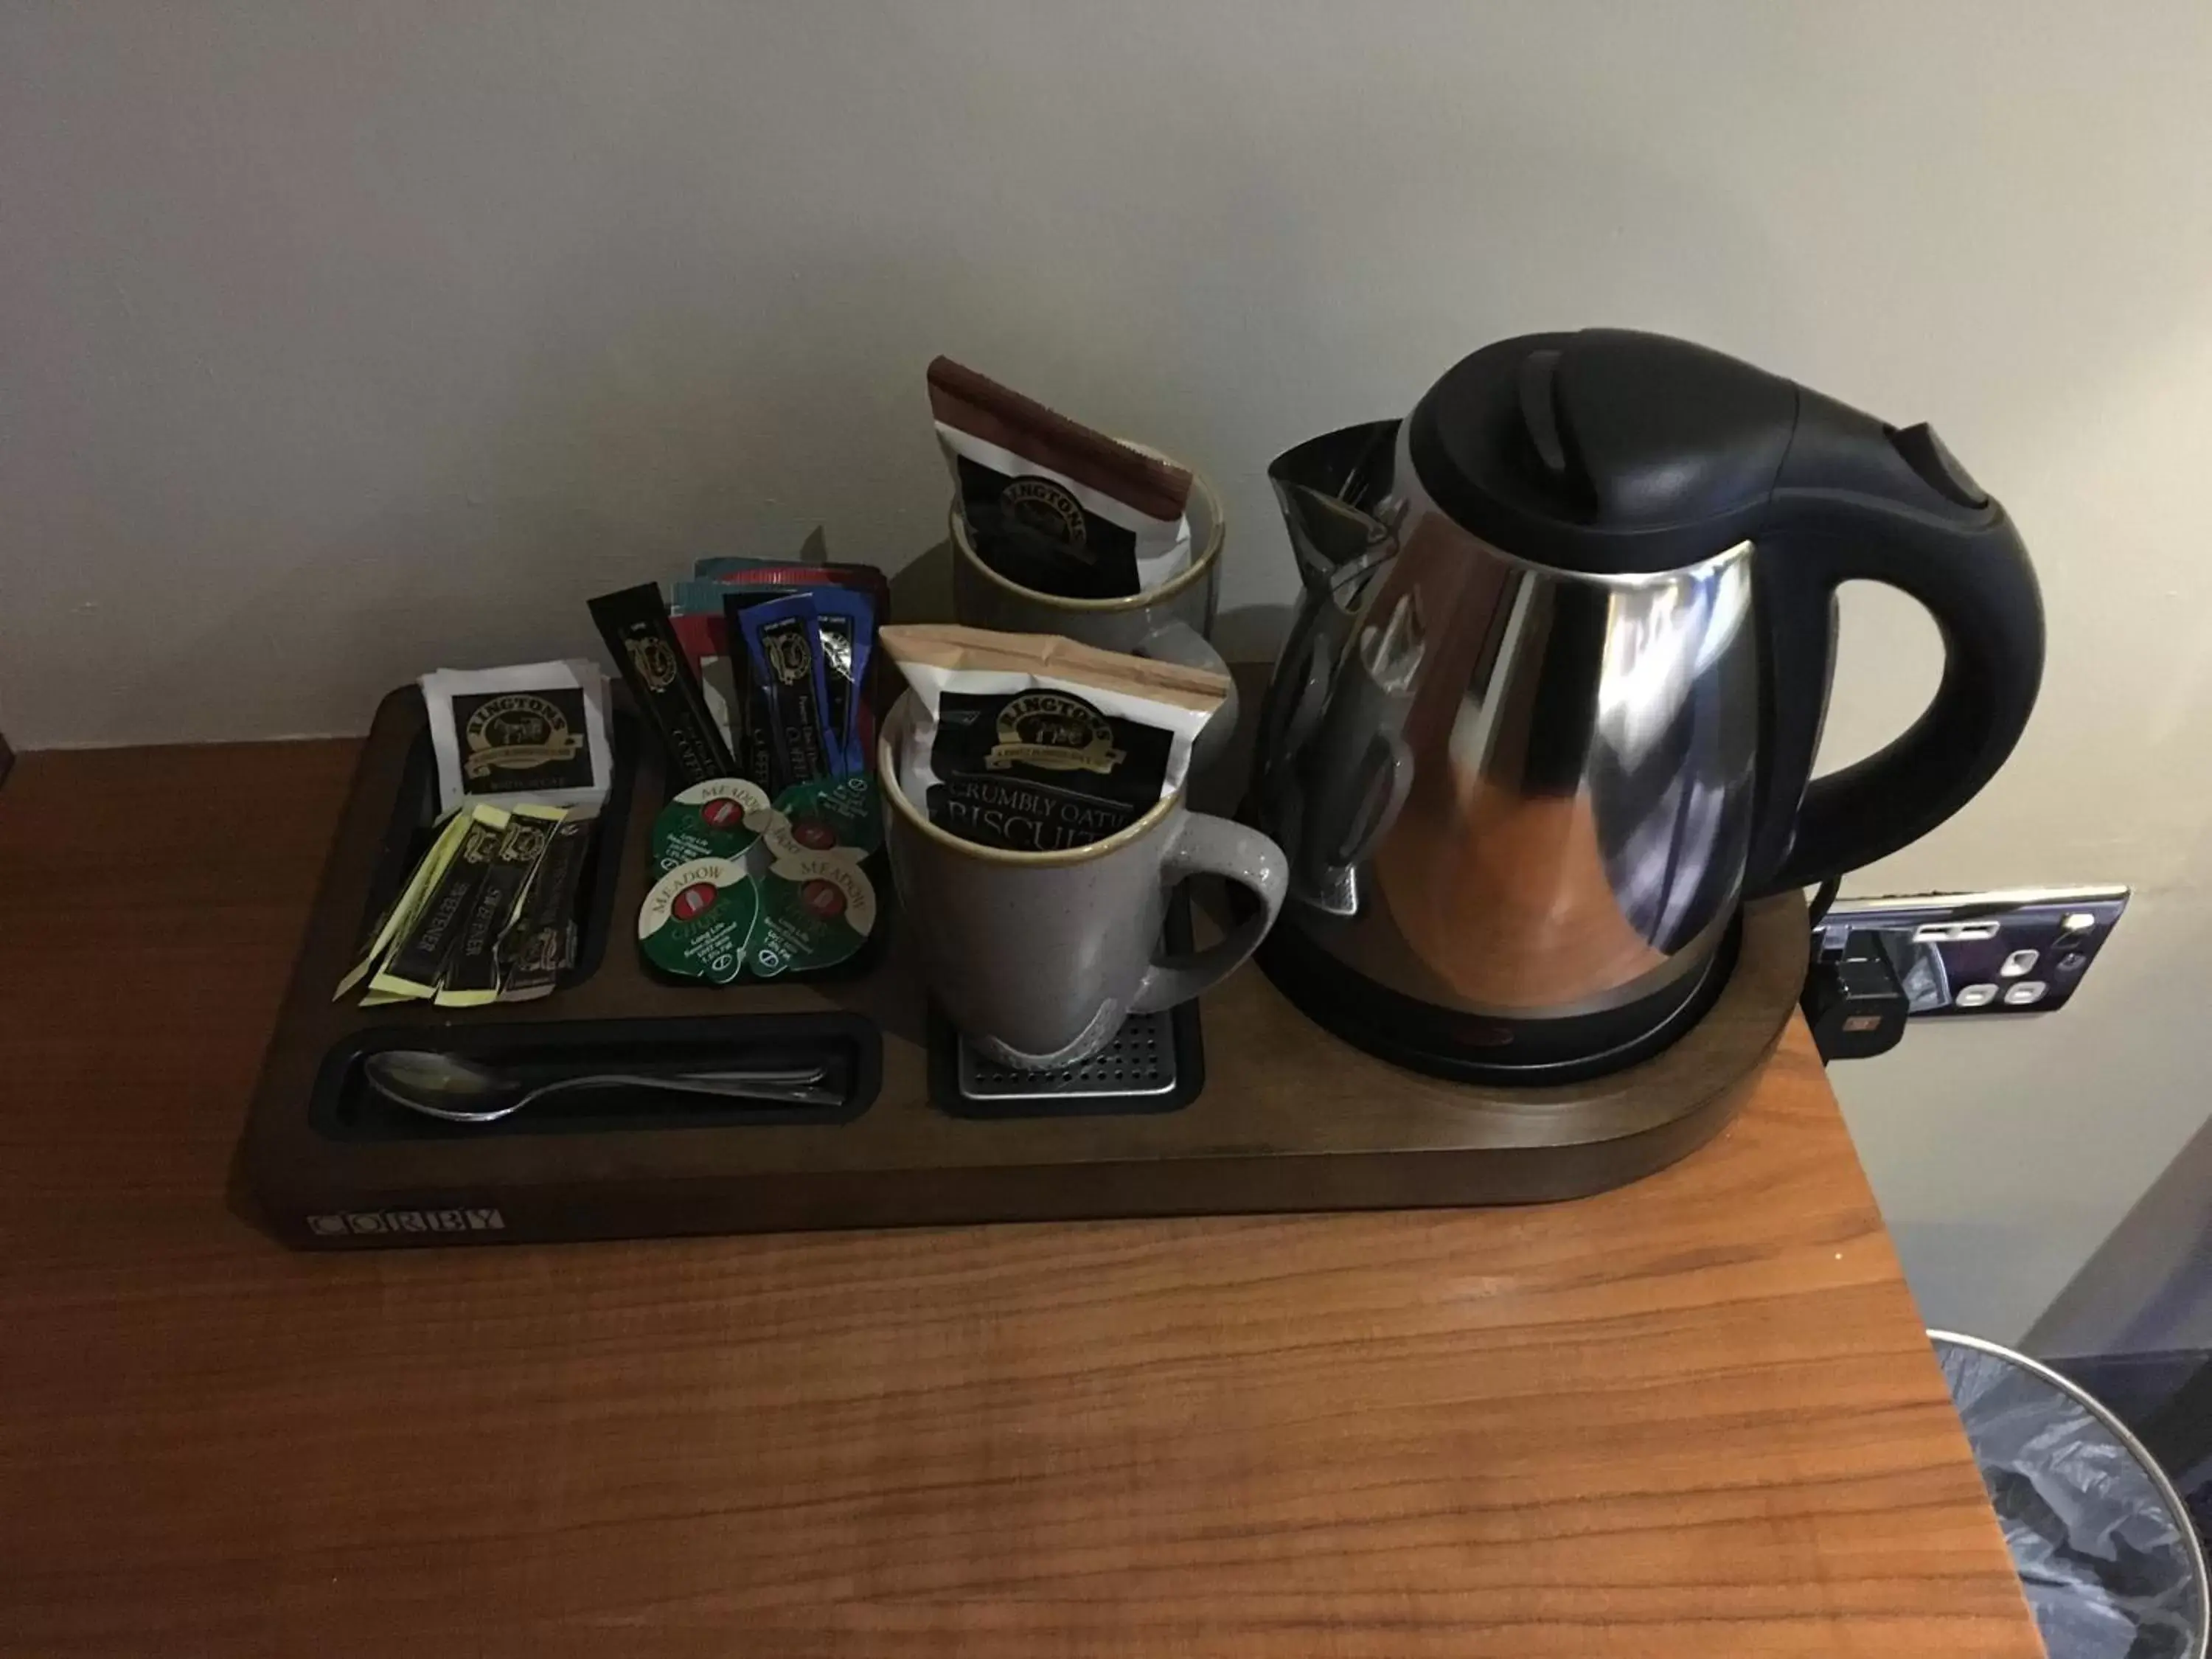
[651,777,771,875]
[749,772,881,866]
[747,853,877,978]
[636,857,758,984]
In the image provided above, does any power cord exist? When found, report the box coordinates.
[1807,876,1841,928]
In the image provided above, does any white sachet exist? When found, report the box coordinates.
[420,658,612,816]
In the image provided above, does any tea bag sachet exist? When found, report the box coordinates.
[879,624,1226,854]
[419,660,611,817]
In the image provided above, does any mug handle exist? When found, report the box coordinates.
[1130,813,1288,1014]
[1138,619,1240,774]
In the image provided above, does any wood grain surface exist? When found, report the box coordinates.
[0,742,2040,1657]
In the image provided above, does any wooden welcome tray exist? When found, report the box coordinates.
[240,686,1808,1248]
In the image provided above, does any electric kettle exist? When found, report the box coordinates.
[1251,328,2043,1082]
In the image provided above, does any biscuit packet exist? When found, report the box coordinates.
[928,358,1193,600]
[879,625,1225,854]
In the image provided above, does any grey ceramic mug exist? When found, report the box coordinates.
[880,694,1287,1070]
[948,455,1239,772]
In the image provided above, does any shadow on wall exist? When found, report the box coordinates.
[108,230,972,740]
[75,104,1800,745]
[2028,815,2212,1359]
[2031,1103,2212,1361]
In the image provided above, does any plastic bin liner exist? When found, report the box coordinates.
[1938,1335,2206,1659]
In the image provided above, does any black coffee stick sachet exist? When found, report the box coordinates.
[589,582,736,789]
[719,589,785,789]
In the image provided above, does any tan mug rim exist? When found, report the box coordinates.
[945,442,1225,614]
[877,693,1180,867]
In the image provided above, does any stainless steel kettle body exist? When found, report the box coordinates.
[1252,329,2043,1082]
[1253,421,1759,1075]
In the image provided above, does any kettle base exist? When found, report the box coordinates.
[1253,915,1741,1087]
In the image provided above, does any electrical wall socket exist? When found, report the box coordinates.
[1812,886,2128,1018]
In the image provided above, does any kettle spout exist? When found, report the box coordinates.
[1267,421,1404,592]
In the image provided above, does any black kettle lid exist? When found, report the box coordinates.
[1406,328,1804,575]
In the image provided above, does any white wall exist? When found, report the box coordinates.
[6,1,2209,1340]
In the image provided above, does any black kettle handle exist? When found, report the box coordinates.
[1744,428,2045,897]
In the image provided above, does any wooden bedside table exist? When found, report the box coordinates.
[0,740,2040,1656]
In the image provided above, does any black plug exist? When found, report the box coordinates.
[1802,929,1912,1062]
